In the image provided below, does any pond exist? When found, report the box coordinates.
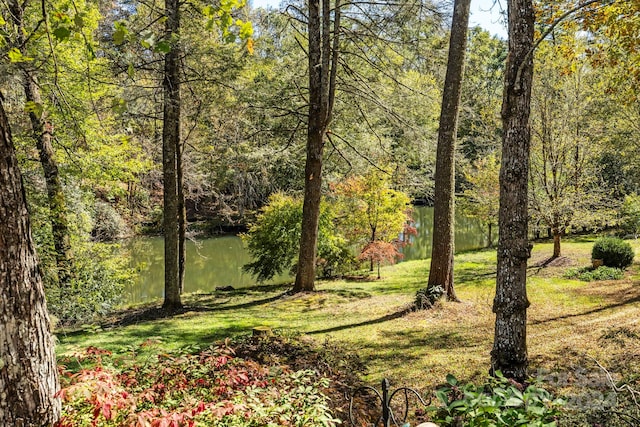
[124,206,492,304]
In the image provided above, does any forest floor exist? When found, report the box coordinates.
[56,236,640,424]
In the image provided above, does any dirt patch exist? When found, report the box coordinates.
[531,256,576,268]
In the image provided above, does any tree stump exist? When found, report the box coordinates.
[252,326,273,337]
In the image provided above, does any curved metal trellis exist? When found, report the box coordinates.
[349,378,431,427]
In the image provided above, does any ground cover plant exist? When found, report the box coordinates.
[56,338,350,427]
[56,237,640,425]
[563,265,624,281]
[429,372,565,426]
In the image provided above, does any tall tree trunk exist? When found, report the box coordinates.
[552,227,561,258]
[24,73,74,288]
[294,2,324,291]
[177,142,186,294]
[427,0,470,302]
[294,0,339,292]
[9,0,73,288]
[0,93,61,426]
[162,0,183,310]
[491,0,535,383]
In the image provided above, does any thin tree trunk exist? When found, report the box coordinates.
[370,227,376,272]
[427,0,470,302]
[24,73,74,287]
[9,0,73,288]
[491,0,535,383]
[0,93,61,426]
[177,141,186,294]
[552,227,561,258]
[162,0,182,310]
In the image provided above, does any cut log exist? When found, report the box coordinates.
[252,326,273,337]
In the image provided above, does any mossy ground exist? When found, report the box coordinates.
[56,236,640,422]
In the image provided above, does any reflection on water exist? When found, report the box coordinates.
[401,206,493,261]
[125,235,290,305]
[126,206,492,304]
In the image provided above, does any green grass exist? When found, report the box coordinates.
[56,236,640,396]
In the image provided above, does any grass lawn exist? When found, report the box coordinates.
[56,236,640,416]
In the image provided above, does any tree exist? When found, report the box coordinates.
[332,172,413,275]
[458,27,506,162]
[154,0,252,309]
[161,0,183,310]
[243,193,305,282]
[491,0,535,383]
[7,0,74,289]
[294,0,341,292]
[620,194,640,238]
[529,36,606,258]
[292,0,443,292]
[459,153,500,247]
[426,0,471,302]
[0,93,61,425]
[579,1,640,195]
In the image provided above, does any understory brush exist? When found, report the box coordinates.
[563,265,624,281]
[48,242,135,324]
[428,372,565,426]
[56,337,344,427]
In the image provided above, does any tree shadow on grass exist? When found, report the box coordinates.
[60,291,292,333]
[455,267,496,285]
[58,324,252,355]
[306,305,413,335]
[319,288,373,299]
[530,293,640,326]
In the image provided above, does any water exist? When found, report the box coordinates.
[125,206,491,304]
[401,205,492,260]
[124,235,289,304]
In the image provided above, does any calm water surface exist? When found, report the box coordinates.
[125,206,491,304]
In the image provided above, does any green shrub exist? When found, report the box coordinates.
[563,266,624,282]
[47,242,134,324]
[591,237,634,269]
[242,193,353,282]
[428,372,565,427]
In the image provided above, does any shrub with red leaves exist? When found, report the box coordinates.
[56,341,340,427]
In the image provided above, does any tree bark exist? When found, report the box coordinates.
[0,93,61,426]
[24,73,74,288]
[427,0,470,302]
[177,141,186,295]
[491,0,535,383]
[295,0,323,292]
[552,227,561,258]
[294,0,339,292]
[162,0,183,310]
[9,0,73,288]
